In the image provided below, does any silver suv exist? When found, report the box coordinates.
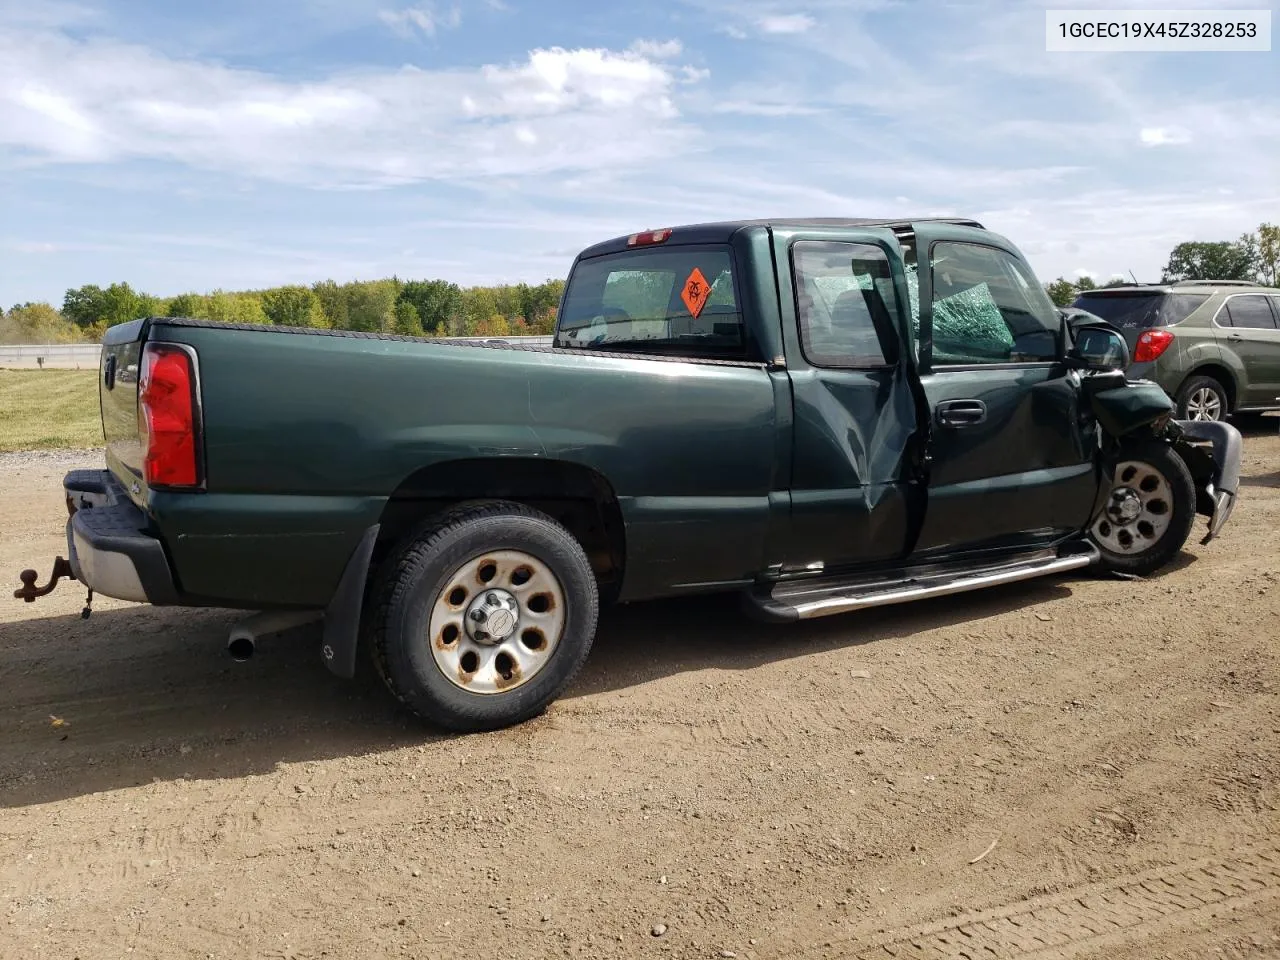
[1071,280,1280,421]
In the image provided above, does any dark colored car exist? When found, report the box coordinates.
[18,218,1242,731]
[1072,281,1280,421]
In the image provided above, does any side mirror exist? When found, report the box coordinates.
[1067,322,1130,372]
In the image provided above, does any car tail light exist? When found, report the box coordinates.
[626,228,672,246]
[138,343,202,488]
[1134,329,1174,363]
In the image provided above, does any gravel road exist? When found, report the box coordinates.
[2,431,1277,959]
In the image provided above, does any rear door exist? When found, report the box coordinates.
[770,225,926,570]
[908,223,1099,556]
[1215,293,1280,405]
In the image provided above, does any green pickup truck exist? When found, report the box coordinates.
[16,218,1243,731]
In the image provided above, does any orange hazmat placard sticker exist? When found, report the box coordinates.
[681,268,712,319]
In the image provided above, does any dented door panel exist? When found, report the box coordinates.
[769,225,926,569]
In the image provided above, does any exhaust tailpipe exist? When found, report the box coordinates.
[227,632,256,662]
[225,609,323,663]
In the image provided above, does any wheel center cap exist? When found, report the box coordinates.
[466,589,519,644]
[486,608,516,640]
[1107,488,1142,524]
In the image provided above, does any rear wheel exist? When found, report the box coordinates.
[1175,375,1228,422]
[370,501,599,731]
[1089,441,1196,576]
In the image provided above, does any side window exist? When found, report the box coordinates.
[792,241,898,367]
[1224,295,1278,330]
[928,241,1060,364]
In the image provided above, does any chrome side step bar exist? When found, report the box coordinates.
[746,543,1099,622]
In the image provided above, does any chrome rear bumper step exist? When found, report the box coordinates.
[745,543,1099,622]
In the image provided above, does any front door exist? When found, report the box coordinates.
[908,223,1100,556]
[1216,293,1280,406]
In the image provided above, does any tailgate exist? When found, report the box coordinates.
[99,318,147,496]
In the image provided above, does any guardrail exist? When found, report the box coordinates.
[0,344,103,369]
[0,336,555,370]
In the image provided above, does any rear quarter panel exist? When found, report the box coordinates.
[148,324,778,606]
[1145,312,1245,401]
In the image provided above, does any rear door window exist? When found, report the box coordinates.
[556,246,745,359]
[1223,295,1278,330]
[792,241,897,367]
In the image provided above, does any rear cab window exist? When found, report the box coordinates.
[556,245,747,360]
[1072,292,1209,330]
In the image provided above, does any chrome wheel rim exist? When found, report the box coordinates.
[1091,461,1174,555]
[428,550,565,695]
[1185,387,1222,421]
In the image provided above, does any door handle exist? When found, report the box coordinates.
[935,399,987,427]
[1228,334,1244,342]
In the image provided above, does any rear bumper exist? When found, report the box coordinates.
[63,470,179,604]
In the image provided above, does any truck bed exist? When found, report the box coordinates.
[99,316,780,608]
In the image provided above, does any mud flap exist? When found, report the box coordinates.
[1172,419,1241,544]
[322,524,380,679]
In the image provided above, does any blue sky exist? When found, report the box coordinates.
[1,0,1276,306]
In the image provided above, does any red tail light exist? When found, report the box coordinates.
[138,343,202,488]
[1133,329,1174,363]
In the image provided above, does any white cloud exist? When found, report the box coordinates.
[8,240,59,253]
[4,0,1279,303]
[756,13,815,34]
[377,3,461,38]
[629,39,683,59]
[0,0,96,29]
[1139,126,1192,147]
[713,100,823,117]
[0,29,703,186]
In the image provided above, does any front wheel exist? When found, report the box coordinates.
[1089,441,1196,577]
[370,501,599,731]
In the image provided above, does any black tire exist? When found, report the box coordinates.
[1174,374,1229,422]
[1089,440,1196,577]
[370,500,599,731]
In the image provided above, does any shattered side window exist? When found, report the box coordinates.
[927,241,1059,364]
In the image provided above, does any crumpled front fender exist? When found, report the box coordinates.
[1087,378,1175,438]
[1171,419,1242,544]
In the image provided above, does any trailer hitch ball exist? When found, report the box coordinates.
[13,557,76,603]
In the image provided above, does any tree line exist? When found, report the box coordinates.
[3,221,1277,344]
[1,276,564,346]
[1042,221,1278,307]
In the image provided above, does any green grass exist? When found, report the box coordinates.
[0,370,103,452]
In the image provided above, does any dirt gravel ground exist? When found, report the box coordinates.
[1,428,1278,960]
